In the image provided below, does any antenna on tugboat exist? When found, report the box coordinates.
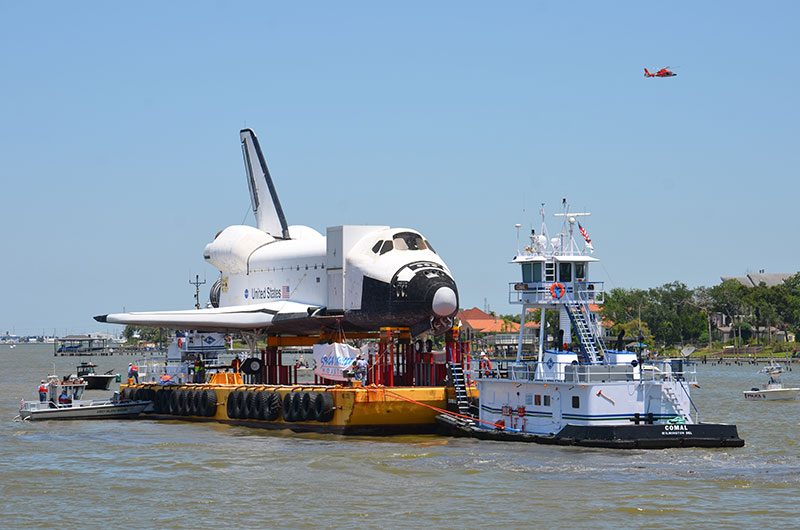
[515,224,522,255]
[189,274,206,309]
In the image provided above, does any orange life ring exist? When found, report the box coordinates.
[177,338,184,348]
[550,282,565,299]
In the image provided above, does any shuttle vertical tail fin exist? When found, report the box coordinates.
[240,128,290,239]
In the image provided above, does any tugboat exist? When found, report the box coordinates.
[436,203,744,449]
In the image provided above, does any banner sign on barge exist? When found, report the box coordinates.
[313,343,360,381]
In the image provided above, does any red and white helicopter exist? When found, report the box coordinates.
[643,66,677,78]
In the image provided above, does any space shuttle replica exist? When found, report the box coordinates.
[96,129,459,338]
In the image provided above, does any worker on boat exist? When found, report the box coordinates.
[128,363,139,384]
[38,380,48,402]
[479,352,493,377]
[353,354,368,385]
[58,389,70,405]
[159,373,172,385]
[231,356,241,373]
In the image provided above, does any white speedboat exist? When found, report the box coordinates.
[17,375,152,421]
[743,365,800,401]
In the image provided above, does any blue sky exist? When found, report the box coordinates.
[2,1,798,335]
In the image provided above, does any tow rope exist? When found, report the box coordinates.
[366,387,520,432]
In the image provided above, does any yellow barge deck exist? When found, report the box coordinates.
[122,382,459,435]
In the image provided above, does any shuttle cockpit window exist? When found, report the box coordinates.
[393,232,427,251]
[424,240,436,254]
[380,240,393,255]
[371,241,382,254]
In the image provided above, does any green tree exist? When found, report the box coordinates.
[692,286,714,350]
[122,325,170,345]
[771,273,800,336]
[601,287,648,330]
[709,280,749,350]
[646,282,705,347]
[746,282,778,344]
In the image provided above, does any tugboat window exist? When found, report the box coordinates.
[544,395,551,406]
[532,263,542,282]
[572,395,580,408]
[559,263,572,282]
[522,264,533,283]
[575,263,586,280]
[534,394,541,406]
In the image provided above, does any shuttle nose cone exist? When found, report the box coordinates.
[432,286,457,317]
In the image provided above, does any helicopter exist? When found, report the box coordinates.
[644,66,677,78]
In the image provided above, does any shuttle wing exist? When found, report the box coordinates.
[240,128,290,239]
[94,300,321,333]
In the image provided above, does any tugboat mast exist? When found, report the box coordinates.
[512,200,602,364]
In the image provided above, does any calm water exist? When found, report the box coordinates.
[1,344,798,529]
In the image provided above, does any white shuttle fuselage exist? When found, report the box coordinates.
[96,129,459,337]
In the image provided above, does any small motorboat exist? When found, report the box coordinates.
[76,362,119,390]
[16,375,152,421]
[743,364,800,401]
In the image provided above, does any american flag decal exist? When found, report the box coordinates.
[578,221,591,244]
[282,285,290,298]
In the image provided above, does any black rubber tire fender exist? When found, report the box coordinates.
[316,392,335,422]
[226,390,240,419]
[201,389,217,417]
[179,389,191,416]
[302,392,320,422]
[255,391,271,420]
[239,391,251,419]
[168,389,180,415]
[173,389,187,416]
[161,389,174,414]
[282,392,297,422]
[292,391,305,421]
[152,390,164,413]
[246,391,258,419]
[190,390,201,416]
[266,391,281,421]
[183,390,193,416]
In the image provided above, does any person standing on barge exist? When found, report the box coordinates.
[128,363,139,384]
[354,354,368,385]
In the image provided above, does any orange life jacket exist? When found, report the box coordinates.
[38,385,47,393]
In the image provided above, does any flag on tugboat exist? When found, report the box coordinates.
[578,221,591,243]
